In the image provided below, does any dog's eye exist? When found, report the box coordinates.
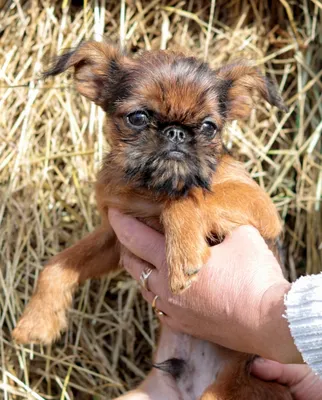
[127,111,149,128]
[201,120,217,138]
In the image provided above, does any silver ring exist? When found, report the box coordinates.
[139,267,153,291]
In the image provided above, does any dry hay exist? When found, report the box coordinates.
[0,0,321,399]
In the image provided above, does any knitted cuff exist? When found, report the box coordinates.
[285,273,322,376]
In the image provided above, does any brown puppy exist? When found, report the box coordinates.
[13,41,291,399]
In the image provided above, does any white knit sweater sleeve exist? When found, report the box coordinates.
[284,273,322,376]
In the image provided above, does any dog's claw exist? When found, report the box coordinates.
[170,278,192,295]
[184,264,203,277]
[168,244,210,294]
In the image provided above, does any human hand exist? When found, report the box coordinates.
[252,358,322,400]
[109,209,301,363]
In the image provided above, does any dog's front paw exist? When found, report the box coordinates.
[13,299,67,345]
[169,275,192,295]
[168,243,210,294]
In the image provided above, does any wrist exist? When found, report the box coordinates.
[257,281,302,363]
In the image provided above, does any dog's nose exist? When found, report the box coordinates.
[164,126,187,144]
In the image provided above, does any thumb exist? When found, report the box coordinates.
[222,225,267,248]
[251,358,308,387]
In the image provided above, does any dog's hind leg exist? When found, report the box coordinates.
[13,218,119,345]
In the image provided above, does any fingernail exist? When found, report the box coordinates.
[254,357,267,364]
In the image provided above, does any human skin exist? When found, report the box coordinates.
[108,209,301,364]
[252,358,322,400]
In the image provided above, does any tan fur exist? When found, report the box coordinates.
[68,42,125,104]
[201,352,292,400]
[13,220,119,344]
[216,62,287,120]
[13,41,290,399]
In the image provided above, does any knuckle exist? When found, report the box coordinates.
[118,227,133,246]
[120,252,133,271]
[168,293,182,307]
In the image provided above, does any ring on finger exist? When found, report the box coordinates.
[155,308,165,317]
[139,267,153,291]
[152,295,159,309]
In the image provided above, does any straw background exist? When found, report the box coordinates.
[0,0,321,399]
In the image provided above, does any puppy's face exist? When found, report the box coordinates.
[45,42,286,197]
[112,54,226,197]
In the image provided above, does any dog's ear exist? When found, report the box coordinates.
[44,41,129,110]
[215,62,288,120]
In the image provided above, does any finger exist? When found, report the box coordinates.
[223,225,266,247]
[109,208,166,270]
[251,359,284,381]
[206,226,267,267]
[122,251,164,296]
[251,358,310,386]
[141,289,171,317]
[141,290,183,330]
[208,225,282,277]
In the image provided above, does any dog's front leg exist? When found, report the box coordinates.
[13,220,119,344]
[162,197,211,294]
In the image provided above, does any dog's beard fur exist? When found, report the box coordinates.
[124,147,217,197]
[118,130,220,198]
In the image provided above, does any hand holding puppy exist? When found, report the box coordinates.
[109,209,301,364]
[252,359,322,400]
